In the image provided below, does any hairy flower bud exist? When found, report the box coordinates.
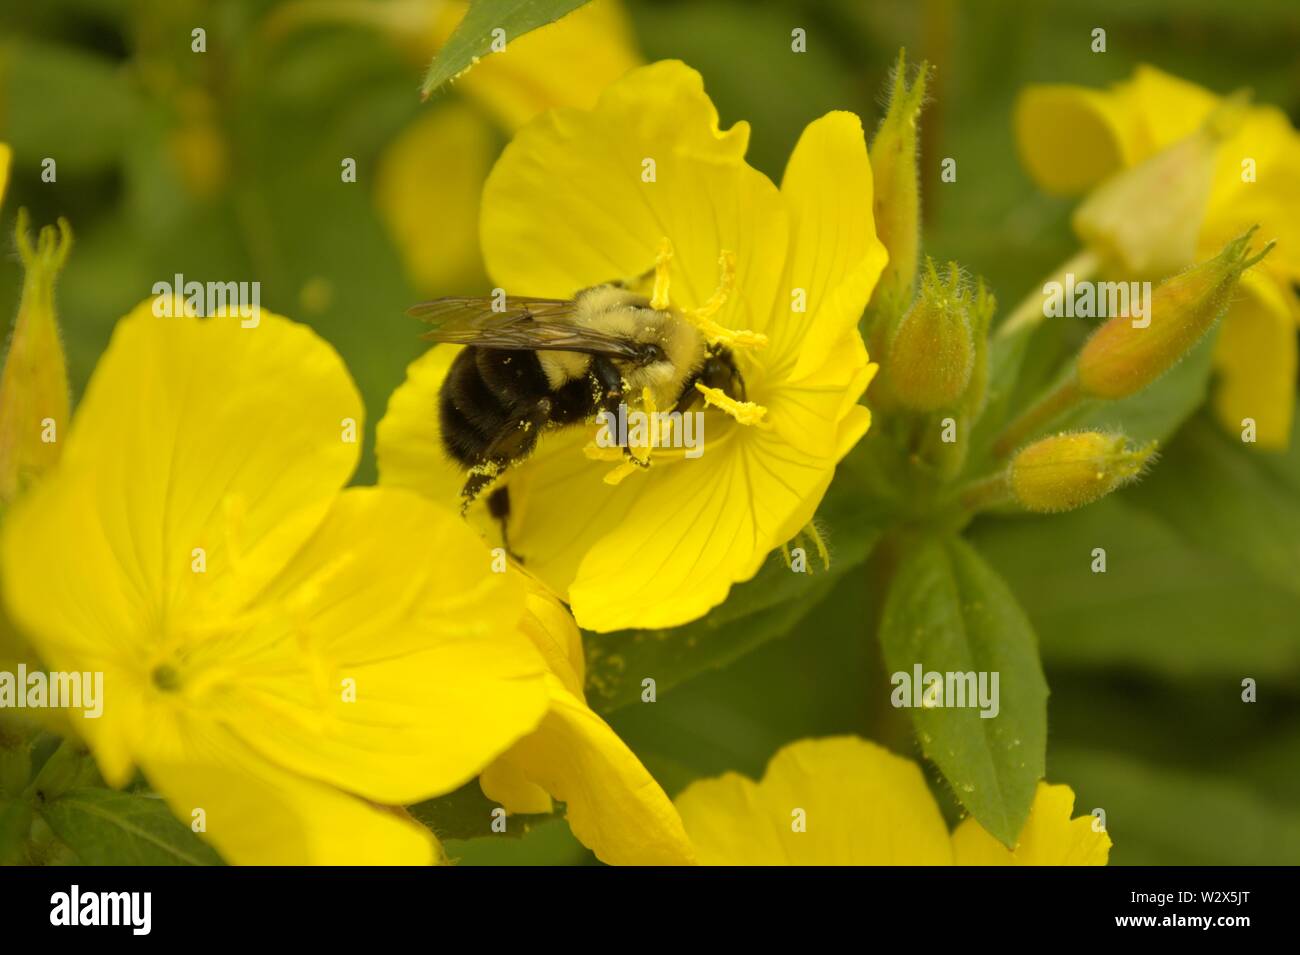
[1010,431,1155,513]
[0,211,73,505]
[870,50,930,309]
[0,143,10,208]
[888,260,975,411]
[1077,228,1274,400]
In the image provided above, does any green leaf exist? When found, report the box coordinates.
[1129,409,1300,600]
[408,779,555,842]
[970,486,1300,677]
[1051,747,1300,865]
[2,40,141,174]
[443,817,592,865]
[583,461,885,713]
[878,535,1047,845]
[0,799,34,865]
[420,0,594,99]
[38,787,223,865]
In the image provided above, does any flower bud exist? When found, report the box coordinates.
[1010,431,1155,513]
[1072,94,1246,278]
[0,211,73,505]
[1077,228,1274,400]
[869,50,930,309]
[0,143,11,208]
[887,260,975,411]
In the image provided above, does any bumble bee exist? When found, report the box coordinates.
[409,284,746,519]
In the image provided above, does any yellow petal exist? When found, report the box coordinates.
[1128,64,1219,151]
[777,111,888,379]
[212,487,550,806]
[1014,84,1137,196]
[951,781,1111,865]
[561,423,852,630]
[376,344,474,510]
[486,675,695,865]
[1202,105,1300,285]
[9,304,362,634]
[514,566,585,696]
[140,723,440,865]
[479,571,693,863]
[1211,271,1297,449]
[454,0,641,130]
[481,60,789,342]
[375,103,496,294]
[675,736,953,865]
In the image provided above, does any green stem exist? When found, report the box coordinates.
[996,248,1100,339]
[957,469,1012,513]
[992,376,1083,457]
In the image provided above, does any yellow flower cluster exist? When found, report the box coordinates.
[1016,66,1300,447]
[12,9,1241,866]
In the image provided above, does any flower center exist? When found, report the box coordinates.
[151,662,182,692]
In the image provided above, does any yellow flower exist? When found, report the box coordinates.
[368,0,642,292]
[377,61,885,631]
[479,568,695,865]
[674,736,1111,865]
[0,302,555,865]
[1016,66,1300,448]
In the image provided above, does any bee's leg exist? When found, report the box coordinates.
[590,356,653,468]
[461,397,554,511]
[674,348,746,414]
[485,486,523,563]
[589,356,625,415]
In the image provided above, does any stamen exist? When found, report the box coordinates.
[681,251,768,350]
[696,383,769,428]
[602,461,641,486]
[650,238,674,310]
[630,386,658,466]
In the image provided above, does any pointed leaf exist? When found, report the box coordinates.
[879,536,1047,845]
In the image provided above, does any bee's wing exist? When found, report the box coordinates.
[407,296,647,359]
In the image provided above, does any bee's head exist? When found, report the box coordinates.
[620,307,707,397]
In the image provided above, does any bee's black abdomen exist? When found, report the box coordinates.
[440,347,590,471]
[477,346,552,409]
[549,375,598,424]
[440,347,505,467]
[439,397,486,468]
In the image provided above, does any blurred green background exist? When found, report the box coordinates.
[1,0,1297,864]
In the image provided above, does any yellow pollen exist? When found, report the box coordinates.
[648,240,766,350]
[695,383,769,428]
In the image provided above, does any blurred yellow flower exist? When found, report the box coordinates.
[377,61,885,631]
[370,0,642,292]
[0,303,555,865]
[1016,66,1300,447]
[674,736,1111,865]
[480,568,695,865]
